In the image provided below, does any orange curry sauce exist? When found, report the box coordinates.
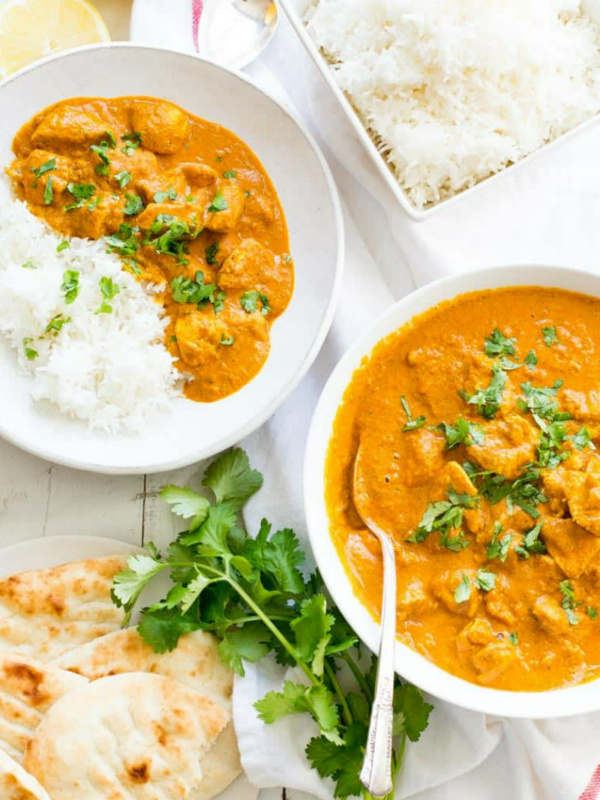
[326,287,600,691]
[8,97,293,401]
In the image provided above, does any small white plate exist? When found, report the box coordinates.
[0,534,259,800]
[0,44,343,474]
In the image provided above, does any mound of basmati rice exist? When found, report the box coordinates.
[0,178,180,432]
[306,0,600,209]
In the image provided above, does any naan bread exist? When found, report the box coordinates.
[55,628,243,798]
[0,556,127,661]
[0,749,51,800]
[24,672,229,800]
[0,653,87,762]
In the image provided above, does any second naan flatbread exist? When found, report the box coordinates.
[0,556,127,661]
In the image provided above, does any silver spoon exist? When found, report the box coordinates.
[197,0,279,70]
[353,445,397,799]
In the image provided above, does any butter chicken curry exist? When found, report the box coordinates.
[7,97,293,402]
[326,287,600,691]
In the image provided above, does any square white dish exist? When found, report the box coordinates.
[281,0,600,221]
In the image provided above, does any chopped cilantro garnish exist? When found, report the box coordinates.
[22,337,38,361]
[205,241,220,265]
[454,575,471,604]
[64,182,96,211]
[437,418,484,449]
[171,271,218,307]
[124,194,145,216]
[514,520,546,559]
[487,522,512,562]
[518,380,569,423]
[401,396,426,432]
[30,158,56,178]
[406,487,477,551]
[223,169,236,179]
[477,466,547,519]
[153,188,178,203]
[104,224,139,256]
[114,170,132,188]
[524,350,538,370]
[484,328,516,358]
[57,241,70,253]
[43,176,54,205]
[44,313,71,335]
[542,326,560,347]
[460,365,507,420]
[90,140,112,176]
[60,270,80,304]
[95,276,120,315]
[508,632,519,645]
[208,190,228,213]
[241,290,270,316]
[221,334,235,346]
[475,569,496,592]
[121,131,142,156]
[148,219,200,265]
[559,580,580,626]
[587,606,598,620]
[21,260,37,269]
[571,427,596,451]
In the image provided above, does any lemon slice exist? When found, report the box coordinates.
[0,0,110,79]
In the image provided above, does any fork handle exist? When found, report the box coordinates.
[359,532,397,798]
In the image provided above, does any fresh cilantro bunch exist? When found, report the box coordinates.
[112,448,433,800]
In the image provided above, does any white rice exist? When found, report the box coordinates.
[306,0,600,209]
[0,178,180,432]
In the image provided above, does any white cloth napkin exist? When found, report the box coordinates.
[130,3,600,798]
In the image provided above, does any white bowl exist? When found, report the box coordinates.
[0,44,343,474]
[305,265,600,718]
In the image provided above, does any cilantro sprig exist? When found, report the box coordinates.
[112,449,433,800]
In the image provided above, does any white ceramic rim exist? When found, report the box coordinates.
[280,0,600,222]
[304,264,600,718]
[0,42,345,474]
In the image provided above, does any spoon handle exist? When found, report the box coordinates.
[359,531,397,798]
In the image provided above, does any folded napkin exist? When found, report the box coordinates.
[130,3,599,798]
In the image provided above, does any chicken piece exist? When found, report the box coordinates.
[31,107,110,153]
[468,414,537,479]
[178,163,219,190]
[531,595,571,636]
[396,579,431,622]
[542,518,600,579]
[244,190,276,225]
[563,454,600,536]
[484,575,517,626]
[456,618,495,653]
[401,428,446,487]
[562,389,600,423]
[218,238,293,315]
[542,468,569,516]
[205,184,246,233]
[472,640,517,685]
[441,461,478,496]
[131,100,190,155]
[64,194,123,239]
[433,570,480,618]
[175,309,232,369]
[137,202,202,233]
[10,149,71,206]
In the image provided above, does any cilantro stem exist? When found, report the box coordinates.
[341,652,374,703]
[324,660,353,727]
[222,572,319,687]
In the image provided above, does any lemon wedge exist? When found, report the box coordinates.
[0,0,110,79]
